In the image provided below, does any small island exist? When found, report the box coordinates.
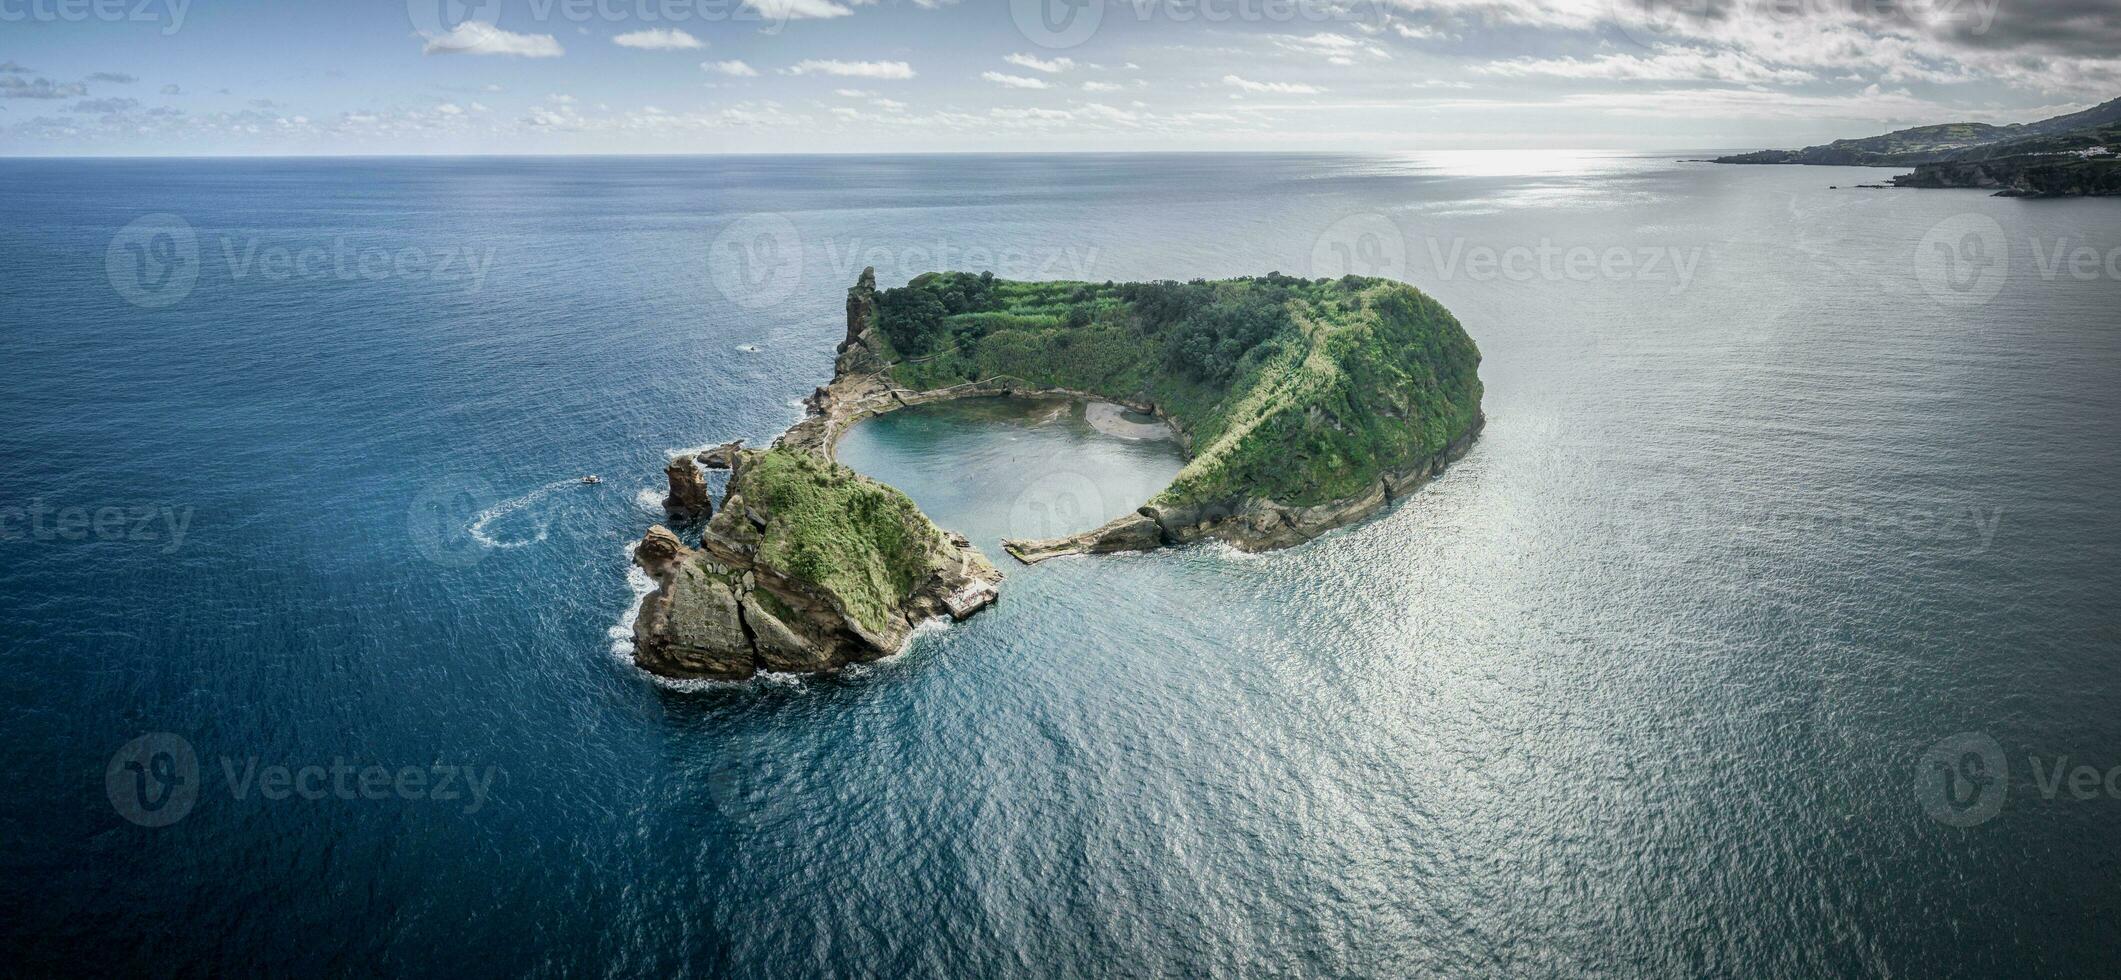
[630,268,1485,680]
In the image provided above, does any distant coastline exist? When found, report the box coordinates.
[1712,96,2121,197]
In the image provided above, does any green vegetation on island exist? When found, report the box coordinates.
[738,447,949,637]
[867,271,1484,512]
[629,268,1483,679]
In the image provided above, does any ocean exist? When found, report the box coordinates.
[3,153,2119,976]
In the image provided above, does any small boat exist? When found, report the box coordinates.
[580,475,602,485]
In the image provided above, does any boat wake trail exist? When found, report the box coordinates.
[467,479,579,549]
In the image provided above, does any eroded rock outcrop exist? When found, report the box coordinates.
[662,455,712,522]
[631,447,1002,681]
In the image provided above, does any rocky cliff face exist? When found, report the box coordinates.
[630,446,1001,681]
[1889,157,2121,196]
[662,454,712,522]
[840,266,876,355]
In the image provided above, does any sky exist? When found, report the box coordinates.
[0,0,2115,155]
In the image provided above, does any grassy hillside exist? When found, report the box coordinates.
[868,272,1484,510]
[738,448,947,635]
[1715,96,2121,167]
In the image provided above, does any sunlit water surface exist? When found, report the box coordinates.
[3,154,2119,976]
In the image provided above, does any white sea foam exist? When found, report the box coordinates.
[607,542,654,659]
[1205,539,1273,563]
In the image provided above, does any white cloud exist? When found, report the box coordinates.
[1224,75,1325,94]
[982,71,1050,89]
[784,59,916,79]
[1081,81,1124,92]
[1275,32,1389,61]
[421,22,564,58]
[1475,49,1817,85]
[613,28,704,50]
[705,60,760,76]
[743,0,857,20]
[834,88,874,97]
[1004,53,1076,73]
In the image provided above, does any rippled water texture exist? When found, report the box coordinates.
[3,154,2119,976]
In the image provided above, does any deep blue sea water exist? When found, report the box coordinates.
[3,154,2120,977]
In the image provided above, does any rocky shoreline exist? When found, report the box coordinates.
[629,267,1481,680]
[630,440,1000,681]
[1887,156,2121,197]
[1003,415,1483,563]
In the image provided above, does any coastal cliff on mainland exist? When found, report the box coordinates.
[630,267,1483,680]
